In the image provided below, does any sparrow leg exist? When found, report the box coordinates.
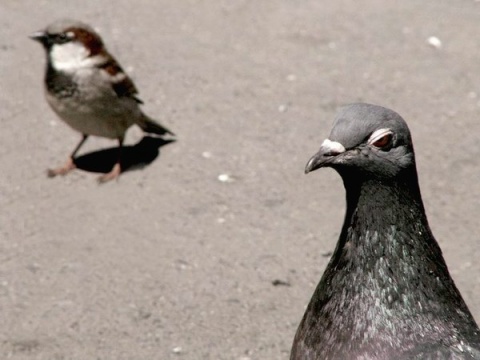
[98,137,123,183]
[47,134,88,177]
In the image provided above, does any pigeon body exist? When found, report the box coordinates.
[291,103,480,359]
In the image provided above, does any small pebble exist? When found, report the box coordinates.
[278,104,288,113]
[202,151,212,158]
[218,174,233,182]
[172,346,182,354]
[272,279,291,287]
[427,36,442,49]
[286,74,297,82]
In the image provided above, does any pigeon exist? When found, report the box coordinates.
[291,103,480,359]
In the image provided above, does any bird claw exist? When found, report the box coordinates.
[97,163,122,184]
[47,158,76,177]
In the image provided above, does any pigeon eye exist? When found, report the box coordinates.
[368,129,394,149]
[372,133,393,148]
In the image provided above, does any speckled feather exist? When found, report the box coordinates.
[32,19,173,138]
[43,20,141,104]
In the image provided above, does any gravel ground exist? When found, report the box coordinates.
[1,1,480,359]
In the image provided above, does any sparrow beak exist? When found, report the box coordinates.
[305,139,346,174]
[29,31,48,44]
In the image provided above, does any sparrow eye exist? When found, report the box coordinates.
[55,33,70,43]
[372,133,392,148]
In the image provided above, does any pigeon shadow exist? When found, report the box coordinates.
[74,136,175,174]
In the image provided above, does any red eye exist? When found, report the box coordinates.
[372,133,392,148]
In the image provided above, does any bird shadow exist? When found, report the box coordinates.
[73,136,175,174]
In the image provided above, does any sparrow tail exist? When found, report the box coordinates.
[138,115,175,136]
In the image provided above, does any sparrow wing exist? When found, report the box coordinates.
[99,55,144,104]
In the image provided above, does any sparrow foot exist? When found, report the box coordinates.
[47,158,76,177]
[97,163,122,183]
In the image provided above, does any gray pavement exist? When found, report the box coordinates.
[1,1,479,359]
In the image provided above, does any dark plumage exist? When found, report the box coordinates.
[291,103,480,359]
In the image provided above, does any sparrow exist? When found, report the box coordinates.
[30,19,174,182]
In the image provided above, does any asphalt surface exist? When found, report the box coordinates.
[1,1,480,359]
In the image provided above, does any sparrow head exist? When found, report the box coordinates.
[30,19,106,72]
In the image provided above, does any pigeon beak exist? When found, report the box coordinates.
[29,31,48,45]
[305,139,346,174]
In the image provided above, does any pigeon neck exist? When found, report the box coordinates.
[342,169,427,237]
[329,167,476,327]
[336,169,439,273]
[298,168,480,357]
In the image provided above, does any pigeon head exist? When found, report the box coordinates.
[305,103,415,180]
